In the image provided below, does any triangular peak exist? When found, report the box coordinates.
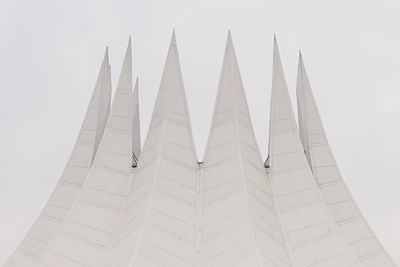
[296,51,317,167]
[268,37,299,162]
[204,32,260,159]
[139,31,198,162]
[92,47,110,96]
[267,37,362,267]
[104,32,199,267]
[37,39,136,267]
[296,54,397,267]
[94,48,112,159]
[215,30,242,88]
[201,32,293,267]
[4,48,112,267]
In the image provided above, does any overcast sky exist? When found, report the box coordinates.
[1,0,399,264]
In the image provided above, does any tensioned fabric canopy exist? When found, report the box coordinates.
[4,32,396,267]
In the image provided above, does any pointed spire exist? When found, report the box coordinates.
[171,28,176,43]
[296,51,313,165]
[226,29,234,50]
[201,30,245,124]
[4,49,113,267]
[298,50,306,74]
[268,36,297,161]
[91,47,110,100]
[296,54,397,266]
[272,36,284,87]
[298,49,303,65]
[93,47,112,158]
[105,46,109,63]
[204,29,239,152]
[37,40,135,267]
[273,36,284,75]
[267,38,362,266]
[104,32,198,266]
[127,35,132,54]
[201,33,292,267]
[140,29,197,160]
[139,30,196,150]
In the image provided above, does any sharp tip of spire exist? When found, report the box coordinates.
[124,36,132,61]
[226,29,234,48]
[102,46,110,67]
[127,35,132,51]
[171,29,177,46]
[298,51,306,71]
[273,35,280,55]
[273,34,280,54]
[104,46,109,60]
[299,50,306,66]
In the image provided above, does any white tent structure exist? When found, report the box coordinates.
[3,32,396,267]
[3,49,112,267]
[296,54,397,267]
[200,32,292,267]
[104,31,200,267]
[267,38,360,266]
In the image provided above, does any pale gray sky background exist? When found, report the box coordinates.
[0,0,399,264]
